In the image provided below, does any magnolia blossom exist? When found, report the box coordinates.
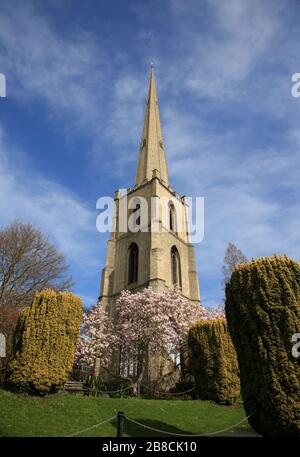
[75,304,116,368]
[202,303,225,320]
[76,286,224,378]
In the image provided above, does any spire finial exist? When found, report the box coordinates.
[135,67,169,187]
[150,61,154,69]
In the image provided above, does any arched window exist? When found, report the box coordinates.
[171,246,182,287]
[128,243,139,284]
[169,202,176,232]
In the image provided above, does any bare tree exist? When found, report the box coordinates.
[0,307,19,377]
[0,221,72,312]
[222,242,248,286]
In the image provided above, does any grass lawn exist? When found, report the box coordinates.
[0,388,251,437]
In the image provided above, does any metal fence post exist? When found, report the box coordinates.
[117,411,125,437]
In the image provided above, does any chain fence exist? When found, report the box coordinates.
[126,412,254,437]
[139,383,196,397]
[69,381,195,397]
[66,410,254,438]
[67,415,116,437]
[89,385,133,395]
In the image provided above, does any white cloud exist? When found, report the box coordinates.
[0,2,110,148]
[169,0,280,100]
[0,2,154,172]
[161,103,300,306]
[0,124,103,270]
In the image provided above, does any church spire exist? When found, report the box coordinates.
[135,66,169,186]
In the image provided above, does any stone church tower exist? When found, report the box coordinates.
[99,67,200,318]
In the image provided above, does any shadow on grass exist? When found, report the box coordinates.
[112,417,200,437]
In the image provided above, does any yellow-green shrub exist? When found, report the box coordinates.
[225,255,300,436]
[7,289,82,393]
[188,318,240,404]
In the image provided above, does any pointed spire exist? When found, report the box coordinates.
[135,66,169,186]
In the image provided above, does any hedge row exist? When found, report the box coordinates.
[225,255,300,436]
[8,289,82,393]
[188,318,240,404]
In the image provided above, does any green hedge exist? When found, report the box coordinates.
[225,255,300,436]
[188,318,240,404]
[8,289,82,393]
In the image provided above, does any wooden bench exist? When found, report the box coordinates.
[63,380,90,396]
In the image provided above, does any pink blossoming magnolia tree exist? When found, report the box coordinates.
[75,304,115,368]
[115,287,204,385]
[76,287,223,394]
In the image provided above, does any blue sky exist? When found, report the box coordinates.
[0,0,300,307]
